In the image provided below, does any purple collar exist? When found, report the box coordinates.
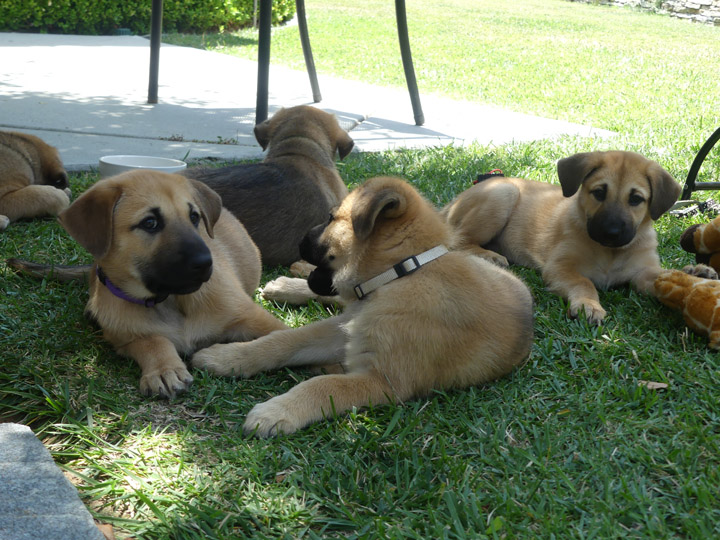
[96,267,164,308]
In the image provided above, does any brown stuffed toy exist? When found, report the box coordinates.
[680,215,720,274]
[654,268,720,349]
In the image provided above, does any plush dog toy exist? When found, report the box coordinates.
[654,267,720,349]
[680,215,720,273]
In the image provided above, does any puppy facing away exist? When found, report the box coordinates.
[442,151,681,325]
[12,171,286,398]
[0,130,70,231]
[193,176,534,437]
[183,105,354,267]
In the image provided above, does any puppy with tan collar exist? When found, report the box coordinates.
[193,176,534,437]
[442,151,681,324]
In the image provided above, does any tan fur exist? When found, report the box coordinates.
[184,105,355,267]
[442,151,681,325]
[254,105,353,207]
[59,170,286,398]
[0,130,70,231]
[193,176,534,437]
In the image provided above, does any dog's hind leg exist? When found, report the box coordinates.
[442,181,519,266]
[0,184,70,221]
[223,299,288,342]
[243,369,394,437]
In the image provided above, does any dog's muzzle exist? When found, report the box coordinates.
[587,208,636,248]
[143,233,213,296]
[299,222,338,296]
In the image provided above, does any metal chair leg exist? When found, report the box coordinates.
[255,0,273,124]
[395,0,424,126]
[148,0,163,104]
[296,0,322,102]
[681,126,720,200]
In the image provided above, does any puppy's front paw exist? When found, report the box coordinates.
[0,215,9,231]
[261,276,316,304]
[140,363,193,399]
[52,186,71,213]
[289,260,316,278]
[568,299,606,325]
[243,397,301,438]
[480,251,509,268]
[192,343,259,377]
[682,264,718,280]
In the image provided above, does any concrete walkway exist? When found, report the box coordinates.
[0,32,613,171]
[0,423,104,540]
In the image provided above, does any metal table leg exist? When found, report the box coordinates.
[297,0,322,103]
[148,0,163,104]
[256,0,273,124]
[395,0,424,126]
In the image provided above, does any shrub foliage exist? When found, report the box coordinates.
[0,0,296,35]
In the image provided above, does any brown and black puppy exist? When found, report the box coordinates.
[442,150,681,324]
[183,105,354,267]
[193,176,534,437]
[13,170,286,398]
[0,130,70,231]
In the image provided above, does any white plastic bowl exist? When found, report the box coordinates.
[98,155,187,178]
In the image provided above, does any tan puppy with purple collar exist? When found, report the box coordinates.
[193,176,534,437]
[12,170,286,398]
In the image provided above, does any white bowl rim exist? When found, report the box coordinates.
[99,155,187,168]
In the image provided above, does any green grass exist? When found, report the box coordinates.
[3,1,720,538]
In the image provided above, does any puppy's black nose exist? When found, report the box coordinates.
[300,222,328,265]
[188,250,213,280]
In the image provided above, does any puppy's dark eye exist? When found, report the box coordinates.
[328,212,335,224]
[628,193,645,206]
[328,254,336,262]
[189,209,201,226]
[590,187,606,202]
[139,216,161,232]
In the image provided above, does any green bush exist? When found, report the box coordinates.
[0,0,296,35]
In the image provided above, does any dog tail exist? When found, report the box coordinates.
[6,258,91,282]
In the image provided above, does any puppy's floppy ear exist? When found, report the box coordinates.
[557,152,603,198]
[336,129,355,160]
[647,163,680,220]
[189,178,222,239]
[253,118,272,150]
[59,184,122,259]
[351,187,408,240]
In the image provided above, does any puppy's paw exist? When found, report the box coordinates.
[289,260,316,278]
[0,215,9,231]
[568,300,606,325]
[140,363,193,399]
[243,397,302,438]
[480,251,509,268]
[261,276,317,305]
[682,264,718,280]
[51,186,71,213]
[191,343,259,377]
